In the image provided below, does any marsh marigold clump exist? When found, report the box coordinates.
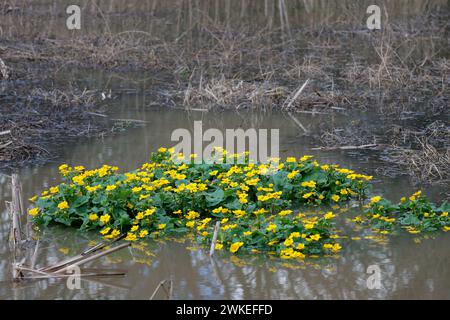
[27,147,450,260]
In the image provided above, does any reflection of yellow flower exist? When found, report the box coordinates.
[230,242,244,253]
[59,247,69,255]
[57,201,69,210]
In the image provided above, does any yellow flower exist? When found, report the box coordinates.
[139,230,149,238]
[296,243,305,250]
[266,223,277,232]
[158,224,166,230]
[304,223,315,230]
[100,214,111,224]
[300,155,313,162]
[233,209,246,218]
[29,196,37,202]
[136,212,145,220]
[254,208,267,215]
[125,233,137,241]
[309,234,321,241]
[331,194,340,202]
[441,212,448,217]
[105,229,120,239]
[302,192,314,199]
[324,212,335,220]
[331,243,342,252]
[243,231,252,236]
[230,242,244,253]
[284,238,294,247]
[50,186,59,194]
[186,210,200,220]
[88,213,98,221]
[100,227,111,235]
[106,185,117,191]
[186,221,195,228]
[131,225,139,232]
[215,243,223,250]
[301,181,316,188]
[279,210,292,217]
[28,208,39,217]
[158,147,167,153]
[370,196,382,204]
[57,201,69,210]
[443,226,450,232]
[287,170,299,179]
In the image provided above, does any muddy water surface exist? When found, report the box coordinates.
[1,0,449,300]
[1,98,449,299]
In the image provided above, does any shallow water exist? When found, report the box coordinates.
[1,0,449,300]
[1,97,449,299]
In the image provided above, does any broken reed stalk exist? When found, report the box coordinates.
[16,242,130,281]
[283,79,309,109]
[209,221,221,257]
[149,279,173,300]
[52,242,131,274]
[10,174,23,247]
[40,233,126,272]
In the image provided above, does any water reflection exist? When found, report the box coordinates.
[1,104,449,299]
[0,0,449,300]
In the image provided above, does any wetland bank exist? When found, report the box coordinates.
[0,0,449,300]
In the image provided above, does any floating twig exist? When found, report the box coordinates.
[311,144,378,151]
